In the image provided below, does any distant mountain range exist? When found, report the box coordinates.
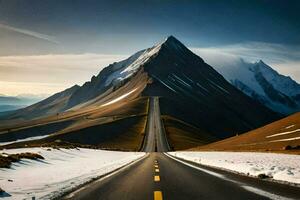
[213,59,300,114]
[0,36,279,141]
[0,94,48,112]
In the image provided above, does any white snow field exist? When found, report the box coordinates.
[0,148,145,199]
[169,151,300,184]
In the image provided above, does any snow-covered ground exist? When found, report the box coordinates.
[168,151,300,185]
[0,148,145,199]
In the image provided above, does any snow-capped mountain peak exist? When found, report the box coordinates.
[65,36,188,108]
[104,35,189,88]
[213,59,300,114]
[254,60,300,97]
[104,39,164,87]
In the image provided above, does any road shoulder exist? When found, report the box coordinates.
[165,153,300,200]
[61,153,149,200]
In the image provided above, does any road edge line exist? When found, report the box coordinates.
[164,153,226,178]
[165,152,300,188]
[60,153,149,199]
[164,153,295,200]
[139,97,151,151]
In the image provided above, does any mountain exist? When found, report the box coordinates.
[0,36,280,149]
[0,105,26,112]
[213,59,300,114]
[0,95,22,105]
[196,112,300,152]
[138,36,280,138]
[0,94,46,112]
[0,86,80,119]
[16,93,50,100]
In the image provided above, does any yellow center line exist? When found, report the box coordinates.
[154,175,160,182]
[155,169,159,172]
[154,191,163,200]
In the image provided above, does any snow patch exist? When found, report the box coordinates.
[0,135,50,146]
[0,148,145,199]
[269,136,300,143]
[166,153,294,200]
[241,185,293,200]
[153,75,177,93]
[207,79,230,94]
[168,151,300,184]
[100,88,138,107]
[104,40,164,87]
[285,125,295,129]
[266,129,300,138]
[172,74,192,88]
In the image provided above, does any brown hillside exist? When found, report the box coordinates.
[195,112,300,154]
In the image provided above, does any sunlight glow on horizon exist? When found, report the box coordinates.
[0,53,127,96]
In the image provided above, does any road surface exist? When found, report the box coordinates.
[64,96,300,200]
[64,153,300,200]
[141,97,170,152]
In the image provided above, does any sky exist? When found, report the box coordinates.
[0,0,299,96]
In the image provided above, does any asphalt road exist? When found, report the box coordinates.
[64,153,300,200]
[141,97,169,152]
[64,96,300,200]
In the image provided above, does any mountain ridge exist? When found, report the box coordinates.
[213,58,300,114]
[0,36,280,141]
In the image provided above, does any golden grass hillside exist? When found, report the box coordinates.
[194,112,300,154]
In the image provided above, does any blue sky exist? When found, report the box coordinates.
[0,0,299,95]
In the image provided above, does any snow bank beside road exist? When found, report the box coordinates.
[169,151,300,184]
[0,148,145,199]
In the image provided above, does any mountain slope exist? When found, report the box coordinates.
[0,36,281,149]
[140,36,280,138]
[196,112,300,153]
[214,59,300,114]
[1,48,156,121]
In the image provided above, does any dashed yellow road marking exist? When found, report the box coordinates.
[154,191,163,200]
[154,175,160,182]
[155,169,159,172]
[154,164,158,168]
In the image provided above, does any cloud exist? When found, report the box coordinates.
[0,53,127,96]
[0,81,67,97]
[0,23,59,44]
[191,42,300,82]
[192,42,300,63]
